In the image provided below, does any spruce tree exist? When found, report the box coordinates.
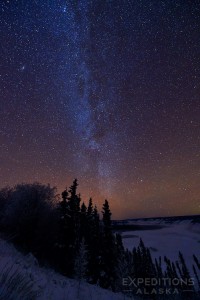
[68,179,80,212]
[80,202,87,238]
[193,255,200,271]
[114,233,127,292]
[87,204,101,284]
[87,198,93,217]
[57,179,81,276]
[102,199,112,230]
[56,187,71,275]
[193,255,200,292]
[100,200,117,291]
[178,252,191,280]
[81,202,87,214]
[193,265,200,290]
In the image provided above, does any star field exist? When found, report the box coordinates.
[0,0,200,218]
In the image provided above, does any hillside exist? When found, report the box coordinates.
[0,238,130,300]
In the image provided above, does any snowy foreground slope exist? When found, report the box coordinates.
[0,238,130,300]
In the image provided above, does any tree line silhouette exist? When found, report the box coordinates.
[0,179,199,299]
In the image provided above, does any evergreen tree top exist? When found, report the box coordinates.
[61,188,68,202]
[87,198,93,216]
[93,205,99,217]
[102,199,112,228]
[69,179,78,198]
[81,202,87,213]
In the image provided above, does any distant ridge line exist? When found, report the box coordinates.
[112,214,200,223]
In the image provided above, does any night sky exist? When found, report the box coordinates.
[0,0,200,219]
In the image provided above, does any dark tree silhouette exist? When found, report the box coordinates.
[100,199,118,290]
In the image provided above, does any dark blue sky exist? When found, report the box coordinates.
[0,0,200,218]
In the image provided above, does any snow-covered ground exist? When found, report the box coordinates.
[121,220,200,275]
[1,219,199,299]
[0,238,130,300]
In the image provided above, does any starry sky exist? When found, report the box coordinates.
[0,0,200,219]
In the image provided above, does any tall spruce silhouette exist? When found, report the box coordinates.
[80,202,87,239]
[58,179,81,276]
[87,204,101,283]
[100,199,118,290]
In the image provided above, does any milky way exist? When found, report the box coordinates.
[0,0,200,218]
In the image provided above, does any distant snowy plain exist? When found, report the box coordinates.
[120,218,200,275]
